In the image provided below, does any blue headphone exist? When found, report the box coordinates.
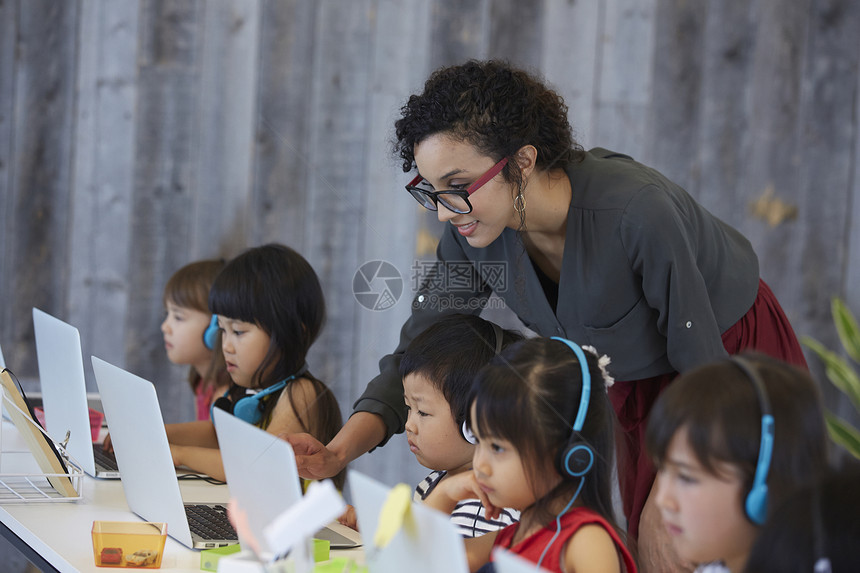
[729,356,774,525]
[551,337,594,479]
[214,363,309,425]
[203,314,219,350]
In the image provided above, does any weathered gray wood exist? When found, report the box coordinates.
[192,0,259,257]
[0,0,17,365]
[591,0,657,160]
[67,0,140,392]
[6,0,78,384]
[488,0,544,70]
[252,0,318,247]
[541,0,601,148]
[126,0,203,421]
[792,0,860,447]
[303,0,374,396]
[429,0,488,69]
[695,0,756,219]
[643,0,707,191]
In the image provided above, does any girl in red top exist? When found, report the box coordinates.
[424,337,636,573]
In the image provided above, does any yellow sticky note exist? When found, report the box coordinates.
[373,483,413,548]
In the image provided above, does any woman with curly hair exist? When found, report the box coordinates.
[288,60,806,570]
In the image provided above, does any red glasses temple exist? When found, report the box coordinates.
[407,157,509,194]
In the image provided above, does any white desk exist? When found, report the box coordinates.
[0,421,364,572]
[0,419,227,572]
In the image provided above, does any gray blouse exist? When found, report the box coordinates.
[355,148,760,444]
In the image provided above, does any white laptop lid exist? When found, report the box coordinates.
[32,308,98,477]
[349,470,468,573]
[212,407,303,554]
[91,355,196,548]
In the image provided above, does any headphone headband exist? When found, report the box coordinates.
[550,337,594,479]
[550,337,591,432]
[729,355,774,525]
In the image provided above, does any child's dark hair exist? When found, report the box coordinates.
[394,59,585,183]
[209,244,344,487]
[399,314,524,425]
[468,337,620,533]
[163,258,231,393]
[646,352,829,522]
[742,465,860,573]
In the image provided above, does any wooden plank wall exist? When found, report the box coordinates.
[2,1,860,512]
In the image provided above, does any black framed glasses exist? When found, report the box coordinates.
[405,157,509,214]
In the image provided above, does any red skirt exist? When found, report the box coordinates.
[608,279,807,539]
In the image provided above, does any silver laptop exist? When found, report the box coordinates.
[349,469,468,573]
[92,356,237,549]
[33,308,120,479]
[212,407,360,551]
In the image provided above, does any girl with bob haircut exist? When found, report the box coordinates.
[646,353,829,573]
[161,258,231,421]
[166,244,345,488]
[424,337,636,573]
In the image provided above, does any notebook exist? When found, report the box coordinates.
[92,356,238,549]
[212,407,360,551]
[349,469,469,573]
[32,308,120,479]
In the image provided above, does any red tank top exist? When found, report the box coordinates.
[492,507,637,573]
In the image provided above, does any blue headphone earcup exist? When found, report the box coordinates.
[745,483,769,525]
[232,395,263,424]
[231,379,288,425]
[556,440,594,479]
[203,315,219,350]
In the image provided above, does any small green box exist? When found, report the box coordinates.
[312,538,330,562]
[200,543,242,571]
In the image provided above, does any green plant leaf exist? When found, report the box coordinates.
[824,411,860,461]
[801,335,860,413]
[832,298,860,364]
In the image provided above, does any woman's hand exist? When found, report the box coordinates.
[284,433,346,480]
[101,433,114,453]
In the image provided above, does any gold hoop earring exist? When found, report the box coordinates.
[513,193,526,214]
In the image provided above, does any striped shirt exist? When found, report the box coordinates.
[414,470,520,538]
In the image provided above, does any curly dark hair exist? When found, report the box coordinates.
[393,59,584,184]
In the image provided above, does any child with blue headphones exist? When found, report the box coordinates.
[161,258,231,421]
[424,336,636,573]
[165,244,345,488]
[645,352,830,573]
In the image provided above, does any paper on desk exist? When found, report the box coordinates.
[373,483,414,549]
[263,479,346,559]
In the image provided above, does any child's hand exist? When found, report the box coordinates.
[337,504,358,531]
[425,471,502,519]
[168,443,186,468]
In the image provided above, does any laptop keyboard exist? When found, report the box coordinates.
[92,446,119,471]
[185,504,238,541]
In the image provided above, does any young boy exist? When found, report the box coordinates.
[400,314,523,537]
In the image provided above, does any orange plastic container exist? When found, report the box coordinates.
[91,521,167,568]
